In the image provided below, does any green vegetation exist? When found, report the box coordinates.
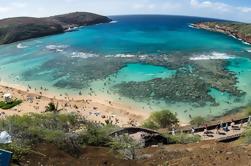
[0,113,79,144]
[142,110,179,129]
[45,102,62,113]
[190,116,206,127]
[0,111,202,161]
[166,133,201,144]
[0,143,30,161]
[80,124,118,146]
[199,22,251,45]
[0,99,22,109]
[245,106,251,116]
[0,113,119,159]
[240,126,251,144]
[109,135,140,160]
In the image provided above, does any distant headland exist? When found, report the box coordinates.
[192,22,251,45]
[0,12,112,44]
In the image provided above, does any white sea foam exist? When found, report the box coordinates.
[46,45,69,52]
[105,54,136,58]
[247,49,251,53]
[188,24,195,28]
[114,54,135,58]
[110,21,118,24]
[242,41,251,45]
[71,52,98,59]
[17,43,27,49]
[190,52,235,61]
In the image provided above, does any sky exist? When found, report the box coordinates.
[0,0,251,22]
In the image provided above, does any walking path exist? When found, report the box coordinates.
[196,123,247,141]
[172,116,251,141]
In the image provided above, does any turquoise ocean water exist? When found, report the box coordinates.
[0,15,251,122]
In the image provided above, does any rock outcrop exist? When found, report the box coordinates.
[193,22,251,44]
[0,12,112,44]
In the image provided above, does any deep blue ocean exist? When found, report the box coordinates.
[0,15,251,122]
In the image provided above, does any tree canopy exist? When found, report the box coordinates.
[143,110,179,129]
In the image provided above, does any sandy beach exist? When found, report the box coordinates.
[0,82,150,127]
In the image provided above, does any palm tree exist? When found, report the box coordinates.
[45,102,62,113]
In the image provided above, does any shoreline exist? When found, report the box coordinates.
[0,81,150,127]
[190,23,251,45]
[0,80,248,128]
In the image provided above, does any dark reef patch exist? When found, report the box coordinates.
[22,53,244,106]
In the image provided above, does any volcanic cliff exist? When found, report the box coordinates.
[0,12,112,44]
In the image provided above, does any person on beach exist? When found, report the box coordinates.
[223,123,229,132]
[172,128,176,135]
[230,119,235,130]
[240,120,243,128]
[248,115,251,125]
[203,127,208,135]
[191,127,195,135]
[216,124,220,134]
[220,121,223,129]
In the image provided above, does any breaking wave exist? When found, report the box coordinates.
[190,52,235,61]
[46,45,69,52]
[110,21,118,24]
[112,54,135,58]
[71,52,99,59]
[242,41,251,45]
[17,43,28,49]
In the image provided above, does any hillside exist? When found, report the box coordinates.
[19,141,251,166]
[0,12,112,44]
[193,22,251,44]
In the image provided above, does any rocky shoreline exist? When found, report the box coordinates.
[192,22,251,45]
[0,12,112,44]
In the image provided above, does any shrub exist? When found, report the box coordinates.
[108,134,139,160]
[142,110,179,129]
[0,142,30,161]
[240,126,251,144]
[245,107,251,116]
[80,124,118,146]
[0,113,120,160]
[0,99,22,109]
[166,133,201,144]
[190,116,206,127]
[0,113,80,144]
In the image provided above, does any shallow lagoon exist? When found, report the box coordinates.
[0,15,251,122]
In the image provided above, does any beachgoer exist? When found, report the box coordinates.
[191,127,195,135]
[240,120,243,128]
[172,128,176,135]
[231,119,235,130]
[216,124,220,134]
[204,128,208,135]
[248,115,251,125]
[220,121,223,129]
[223,123,229,132]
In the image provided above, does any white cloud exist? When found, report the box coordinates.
[0,0,250,22]
[190,0,251,14]
[190,0,230,12]
[132,3,156,10]
[0,2,26,14]
[11,2,26,8]
[238,7,251,13]
[0,7,10,13]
